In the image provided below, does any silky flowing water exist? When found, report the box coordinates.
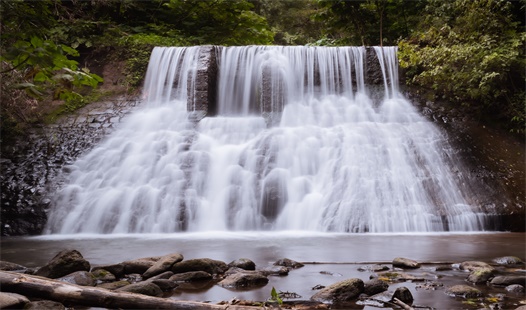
[44,46,488,234]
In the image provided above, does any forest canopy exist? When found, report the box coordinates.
[1,0,524,136]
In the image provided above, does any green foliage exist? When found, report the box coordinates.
[399,0,525,133]
[267,287,283,305]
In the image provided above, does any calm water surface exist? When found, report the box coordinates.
[1,232,525,309]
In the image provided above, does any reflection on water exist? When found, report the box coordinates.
[1,232,524,308]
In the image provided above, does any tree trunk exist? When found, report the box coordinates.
[0,271,260,310]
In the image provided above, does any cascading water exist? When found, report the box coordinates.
[45,46,487,234]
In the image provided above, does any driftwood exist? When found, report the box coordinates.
[392,297,414,310]
[0,271,261,310]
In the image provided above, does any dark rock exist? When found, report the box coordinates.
[35,249,90,279]
[0,261,27,272]
[91,268,116,282]
[392,286,413,304]
[490,275,526,286]
[218,270,269,289]
[0,292,29,308]
[150,279,178,291]
[459,261,494,272]
[311,278,364,303]
[274,258,304,269]
[363,279,389,296]
[148,271,174,280]
[260,266,289,276]
[57,271,96,286]
[505,284,525,293]
[228,258,256,270]
[492,256,524,265]
[91,263,125,278]
[122,256,161,274]
[142,253,183,279]
[392,257,420,269]
[169,271,212,282]
[116,281,163,297]
[434,265,453,271]
[466,267,495,284]
[24,300,66,310]
[171,258,228,275]
[445,285,483,298]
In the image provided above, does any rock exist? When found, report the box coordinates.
[218,270,269,289]
[150,279,178,291]
[91,268,116,282]
[459,261,493,272]
[142,253,184,279]
[92,263,125,278]
[363,279,389,296]
[148,271,174,280]
[505,284,525,293]
[392,257,420,269]
[171,258,228,275]
[57,271,96,286]
[260,266,289,276]
[445,285,483,298]
[24,300,66,310]
[516,306,526,310]
[434,265,453,271]
[358,265,389,272]
[493,256,524,265]
[311,278,364,303]
[228,258,256,270]
[35,249,91,279]
[467,267,495,284]
[116,281,163,297]
[392,286,413,304]
[169,271,213,282]
[0,261,27,272]
[0,292,29,308]
[122,257,161,275]
[490,275,526,286]
[274,258,304,269]
[97,280,131,290]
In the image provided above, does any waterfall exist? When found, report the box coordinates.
[45,46,487,234]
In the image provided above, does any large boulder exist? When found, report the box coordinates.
[445,285,482,298]
[392,257,420,269]
[57,271,96,286]
[171,258,228,275]
[466,267,495,284]
[363,279,389,296]
[122,257,161,275]
[218,269,269,289]
[490,275,526,286]
[392,286,413,304]
[142,253,183,279]
[228,258,256,271]
[311,278,364,303]
[35,249,90,279]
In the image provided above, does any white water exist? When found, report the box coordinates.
[45,46,486,234]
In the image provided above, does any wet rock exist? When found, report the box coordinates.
[142,253,183,279]
[274,258,304,269]
[169,271,213,282]
[392,257,420,269]
[228,258,256,270]
[122,256,161,275]
[434,265,453,271]
[358,265,389,272]
[92,263,125,278]
[490,275,526,286]
[35,249,90,279]
[116,281,163,297]
[505,284,525,293]
[0,261,27,272]
[311,278,364,303]
[97,280,131,290]
[149,279,178,291]
[460,260,494,272]
[493,256,524,265]
[467,267,495,284]
[392,286,413,304]
[148,271,174,280]
[57,271,96,286]
[0,292,29,308]
[171,258,228,275]
[91,268,116,282]
[260,266,289,276]
[24,300,66,310]
[445,284,483,298]
[363,278,389,296]
[218,269,269,289]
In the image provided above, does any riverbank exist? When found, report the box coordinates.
[1,232,525,309]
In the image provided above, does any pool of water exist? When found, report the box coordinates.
[1,232,525,309]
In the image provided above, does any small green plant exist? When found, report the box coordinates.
[267,287,283,305]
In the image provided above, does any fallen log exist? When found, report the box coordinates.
[0,271,260,310]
